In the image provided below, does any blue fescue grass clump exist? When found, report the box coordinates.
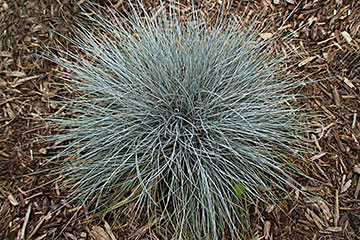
[49,1,313,239]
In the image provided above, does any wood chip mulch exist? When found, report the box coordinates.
[0,0,359,239]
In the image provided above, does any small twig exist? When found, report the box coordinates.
[28,212,52,239]
[333,130,345,152]
[129,217,160,240]
[332,87,341,107]
[320,105,336,120]
[19,204,31,240]
[311,133,322,151]
[352,113,357,129]
[354,176,360,199]
[334,190,339,227]
[104,221,117,240]
[264,221,271,240]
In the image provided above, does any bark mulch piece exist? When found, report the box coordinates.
[0,0,359,239]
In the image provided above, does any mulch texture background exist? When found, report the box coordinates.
[0,0,359,239]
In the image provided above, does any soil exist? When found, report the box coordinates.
[0,0,359,239]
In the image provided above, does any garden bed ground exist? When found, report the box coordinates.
[0,0,359,239]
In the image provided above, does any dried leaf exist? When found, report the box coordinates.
[310,152,326,161]
[298,56,316,67]
[354,164,360,174]
[341,31,352,44]
[326,226,342,232]
[260,32,273,40]
[9,71,26,77]
[8,194,19,206]
[317,200,332,220]
[308,16,317,26]
[343,77,355,88]
[341,179,352,193]
[91,226,111,240]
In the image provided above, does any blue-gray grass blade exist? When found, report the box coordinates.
[44,1,318,239]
